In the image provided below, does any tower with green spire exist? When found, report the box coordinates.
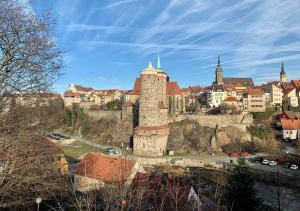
[215,55,224,85]
[280,62,287,83]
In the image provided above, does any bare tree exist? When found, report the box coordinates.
[0,0,65,209]
[0,0,63,108]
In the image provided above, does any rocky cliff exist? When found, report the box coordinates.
[167,119,251,153]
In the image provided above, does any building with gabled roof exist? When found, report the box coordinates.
[280,119,300,140]
[74,153,144,192]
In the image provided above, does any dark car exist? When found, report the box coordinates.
[254,156,263,163]
[284,163,291,168]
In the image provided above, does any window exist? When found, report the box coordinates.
[143,143,145,148]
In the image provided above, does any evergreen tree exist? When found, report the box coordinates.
[225,157,261,211]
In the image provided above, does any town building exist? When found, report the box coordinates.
[207,85,226,108]
[74,153,144,192]
[208,56,254,108]
[133,60,169,157]
[222,96,240,108]
[261,63,299,108]
[280,119,300,140]
[63,91,82,107]
[243,88,266,112]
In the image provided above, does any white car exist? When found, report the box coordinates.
[269,161,277,166]
[290,164,298,170]
[262,159,269,165]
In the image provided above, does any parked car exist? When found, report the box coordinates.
[269,161,278,166]
[290,164,299,170]
[284,162,291,168]
[106,148,118,155]
[262,159,269,165]
[254,156,263,163]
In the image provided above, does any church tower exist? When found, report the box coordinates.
[215,56,224,85]
[280,62,287,83]
[133,61,169,156]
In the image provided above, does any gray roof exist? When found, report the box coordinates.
[223,77,254,87]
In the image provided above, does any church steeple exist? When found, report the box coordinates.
[280,61,287,83]
[215,55,223,85]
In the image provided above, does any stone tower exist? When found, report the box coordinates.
[215,56,224,85]
[280,62,287,83]
[133,61,169,157]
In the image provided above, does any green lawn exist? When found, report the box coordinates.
[62,141,106,162]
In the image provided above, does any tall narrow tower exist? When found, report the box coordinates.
[215,56,224,85]
[280,62,287,83]
[133,62,169,156]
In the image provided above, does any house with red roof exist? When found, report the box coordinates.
[74,153,144,192]
[280,119,300,140]
[222,96,240,108]
[63,91,82,107]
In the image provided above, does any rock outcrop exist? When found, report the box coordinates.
[168,120,251,153]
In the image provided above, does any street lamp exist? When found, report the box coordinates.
[35,197,42,211]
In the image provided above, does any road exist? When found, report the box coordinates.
[70,135,300,176]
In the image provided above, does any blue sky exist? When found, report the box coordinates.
[28,0,300,93]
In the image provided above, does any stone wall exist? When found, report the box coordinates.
[85,110,121,120]
[168,113,253,131]
[133,133,168,156]
[74,174,104,192]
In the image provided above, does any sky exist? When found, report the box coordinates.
[28,0,300,93]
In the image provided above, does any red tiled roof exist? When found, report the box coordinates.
[223,96,238,102]
[22,93,61,98]
[131,78,182,95]
[247,88,264,95]
[64,91,81,97]
[281,119,300,130]
[75,153,136,185]
[167,82,181,95]
[223,77,254,87]
[280,111,300,120]
[291,80,300,90]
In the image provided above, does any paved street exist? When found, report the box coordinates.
[70,135,300,177]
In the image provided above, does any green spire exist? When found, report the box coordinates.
[218,55,220,65]
[156,53,163,71]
